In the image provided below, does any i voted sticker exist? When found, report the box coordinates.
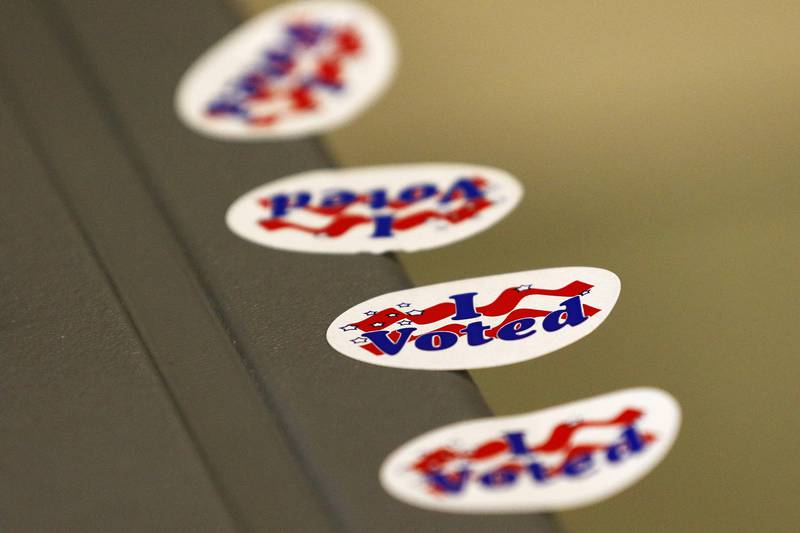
[380,388,681,513]
[326,267,620,369]
[226,163,523,254]
[176,0,397,140]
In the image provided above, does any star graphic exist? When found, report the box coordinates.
[339,325,357,332]
[351,337,369,344]
[407,309,424,316]
[397,319,413,326]
[397,303,411,308]
[364,310,376,316]
[386,312,398,317]
[515,284,534,292]
[371,322,385,328]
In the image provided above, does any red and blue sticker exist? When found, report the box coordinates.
[327,267,620,369]
[226,164,523,254]
[380,388,681,513]
[176,1,396,140]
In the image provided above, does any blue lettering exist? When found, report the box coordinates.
[321,190,358,208]
[606,426,647,462]
[372,215,394,238]
[415,331,459,351]
[479,466,519,488]
[369,189,388,209]
[449,292,481,320]
[563,453,594,477]
[528,462,550,483]
[427,469,471,494]
[461,321,493,346]
[269,192,310,217]
[504,432,530,455]
[399,184,438,203]
[440,177,485,204]
[496,318,536,341]
[361,327,416,356]
[542,296,588,332]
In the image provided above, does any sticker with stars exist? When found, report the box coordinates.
[380,387,681,513]
[175,0,397,140]
[226,163,523,254]
[326,267,621,370]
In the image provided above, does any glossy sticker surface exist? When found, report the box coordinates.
[381,388,681,513]
[327,267,620,369]
[176,0,396,140]
[226,163,522,254]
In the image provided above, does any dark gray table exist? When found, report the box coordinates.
[0,1,558,531]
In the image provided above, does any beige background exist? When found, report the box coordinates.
[239,1,800,531]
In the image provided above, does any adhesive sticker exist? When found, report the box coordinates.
[175,0,397,140]
[226,163,523,254]
[326,267,620,370]
[380,387,681,513]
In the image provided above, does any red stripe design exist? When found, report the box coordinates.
[412,407,654,479]
[258,197,492,237]
[351,280,594,332]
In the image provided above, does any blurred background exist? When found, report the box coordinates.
[234,1,800,531]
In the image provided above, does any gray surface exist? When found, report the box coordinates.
[0,2,333,532]
[0,0,558,531]
[0,83,237,533]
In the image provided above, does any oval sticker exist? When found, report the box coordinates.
[380,387,681,513]
[175,0,397,140]
[326,266,620,369]
[226,163,523,254]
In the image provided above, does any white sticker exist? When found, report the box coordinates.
[326,267,620,370]
[381,388,681,513]
[226,163,523,254]
[175,0,397,140]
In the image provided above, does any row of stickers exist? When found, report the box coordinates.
[175,0,681,515]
